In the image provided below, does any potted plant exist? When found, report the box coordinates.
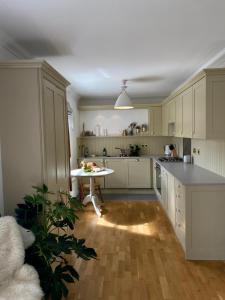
[15,184,97,300]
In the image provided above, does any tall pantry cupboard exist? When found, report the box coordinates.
[0,60,70,214]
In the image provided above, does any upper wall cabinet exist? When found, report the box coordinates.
[168,99,176,124]
[175,94,183,137]
[163,68,225,139]
[192,78,206,139]
[149,106,162,136]
[0,60,70,214]
[181,86,193,138]
[162,103,169,136]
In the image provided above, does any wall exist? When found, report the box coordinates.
[67,87,80,196]
[192,139,225,177]
[79,109,148,136]
[78,136,173,157]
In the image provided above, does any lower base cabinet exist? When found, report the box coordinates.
[127,159,151,188]
[105,158,151,189]
[160,168,225,260]
[105,159,128,188]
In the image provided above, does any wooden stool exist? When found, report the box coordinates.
[79,178,104,203]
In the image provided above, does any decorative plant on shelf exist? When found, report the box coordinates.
[15,184,97,300]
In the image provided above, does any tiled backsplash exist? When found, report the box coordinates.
[78,136,173,157]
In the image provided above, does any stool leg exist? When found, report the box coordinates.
[79,180,85,200]
[98,185,104,203]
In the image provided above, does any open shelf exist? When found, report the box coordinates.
[78,133,151,139]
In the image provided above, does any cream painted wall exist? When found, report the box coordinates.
[79,109,148,136]
[192,139,225,177]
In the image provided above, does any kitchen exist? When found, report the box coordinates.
[1,1,225,299]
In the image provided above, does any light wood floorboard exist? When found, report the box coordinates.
[68,200,225,300]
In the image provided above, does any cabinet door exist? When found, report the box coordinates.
[105,159,128,188]
[43,80,69,194]
[162,104,168,136]
[175,179,185,250]
[128,159,151,188]
[161,168,168,210]
[149,107,162,136]
[193,78,206,139]
[54,87,70,191]
[175,95,183,137]
[168,100,175,123]
[43,80,58,193]
[182,86,193,138]
[167,173,175,227]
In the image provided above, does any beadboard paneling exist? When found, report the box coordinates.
[192,139,225,177]
[78,136,173,157]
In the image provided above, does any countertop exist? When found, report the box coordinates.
[156,159,225,186]
[79,155,159,160]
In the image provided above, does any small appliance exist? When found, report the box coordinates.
[183,155,191,163]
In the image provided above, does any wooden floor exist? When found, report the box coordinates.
[68,200,225,300]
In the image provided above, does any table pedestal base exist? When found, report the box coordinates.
[83,177,102,217]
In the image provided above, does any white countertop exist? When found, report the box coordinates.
[156,160,225,186]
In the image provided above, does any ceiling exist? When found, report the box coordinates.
[1,0,225,102]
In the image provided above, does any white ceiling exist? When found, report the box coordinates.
[1,0,225,102]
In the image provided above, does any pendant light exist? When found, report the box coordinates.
[114,80,133,110]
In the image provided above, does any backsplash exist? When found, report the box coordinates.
[78,136,173,157]
[192,139,225,177]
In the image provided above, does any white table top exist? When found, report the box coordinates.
[71,168,114,177]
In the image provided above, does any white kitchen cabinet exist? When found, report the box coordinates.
[0,60,70,214]
[127,158,151,188]
[164,69,225,139]
[167,173,175,227]
[160,167,168,210]
[157,164,225,260]
[181,86,193,138]
[175,94,183,137]
[149,106,162,136]
[105,159,128,188]
[162,104,169,136]
[192,78,206,139]
[168,99,176,124]
[160,167,176,227]
[174,179,186,250]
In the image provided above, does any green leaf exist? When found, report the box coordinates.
[61,273,74,283]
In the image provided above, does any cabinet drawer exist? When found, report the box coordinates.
[176,209,185,230]
[176,223,185,250]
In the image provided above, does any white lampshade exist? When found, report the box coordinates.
[114,90,133,110]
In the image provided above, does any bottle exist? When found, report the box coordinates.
[103,147,107,156]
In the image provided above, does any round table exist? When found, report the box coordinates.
[71,168,114,217]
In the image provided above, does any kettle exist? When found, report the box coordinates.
[164,144,171,156]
